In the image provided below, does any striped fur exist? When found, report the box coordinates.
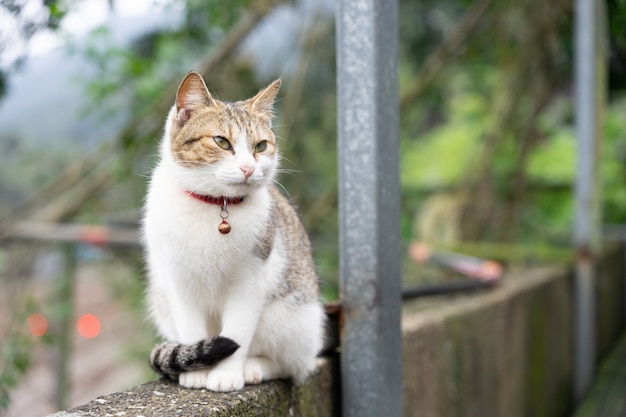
[150,336,240,380]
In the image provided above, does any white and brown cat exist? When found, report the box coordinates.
[143,71,325,392]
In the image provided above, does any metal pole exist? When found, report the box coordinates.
[55,244,76,410]
[573,0,606,400]
[336,1,403,416]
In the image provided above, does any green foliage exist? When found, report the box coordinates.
[527,98,626,235]
[608,0,626,91]
[599,98,626,224]
[404,85,626,245]
[44,0,69,30]
[397,0,626,247]
[401,72,493,190]
[0,0,70,68]
[0,143,77,215]
[78,0,250,110]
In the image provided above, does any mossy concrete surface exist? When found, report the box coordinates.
[49,246,625,417]
[595,245,626,360]
[402,265,575,417]
[401,245,625,417]
[573,332,626,417]
[48,358,339,417]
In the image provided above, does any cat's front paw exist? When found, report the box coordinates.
[179,370,210,389]
[206,369,244,392]
[244,357,265,385]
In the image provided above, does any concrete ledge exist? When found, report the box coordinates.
[400,246,624,417]
[49,247,625,417]
[402,265,575,417]
[49,357,339,417]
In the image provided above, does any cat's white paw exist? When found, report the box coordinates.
[244,358,265,385]
[179,370,210,389]
[206,369,244,392]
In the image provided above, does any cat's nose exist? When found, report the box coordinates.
[240,165,255,179]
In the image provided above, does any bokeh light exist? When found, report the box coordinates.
[27,313,48,337]
[77,314,101,339]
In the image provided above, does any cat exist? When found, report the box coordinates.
[142,71,325,392]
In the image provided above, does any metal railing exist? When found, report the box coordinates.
[335,1,403,416]
[573,0,607,400]
[2,222,139,410]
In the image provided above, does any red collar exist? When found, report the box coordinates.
[186,191,246,206]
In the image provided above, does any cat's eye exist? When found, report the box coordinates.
[213,136,232,151]
[254,140,267,153]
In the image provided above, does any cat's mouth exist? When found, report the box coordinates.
[228,176,264,188]
[209,180,258,198]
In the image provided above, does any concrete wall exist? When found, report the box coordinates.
[402,265,574,417]
[49,247,625,417]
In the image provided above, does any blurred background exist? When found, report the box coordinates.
[0,0,625,415]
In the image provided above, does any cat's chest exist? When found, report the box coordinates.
[145,174,273,271]
[170,205,266,253]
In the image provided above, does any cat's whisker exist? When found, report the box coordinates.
[168,169,200,181]
[181,176,216,194]
[272,179,291,198]
[277,155,298,169]
[275,168,300,177]
[137,163,160,178]
[273,96,287,105]
[136,171,153,179]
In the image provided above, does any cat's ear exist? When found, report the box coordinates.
[176,71,214,123]
[245,79,281,117]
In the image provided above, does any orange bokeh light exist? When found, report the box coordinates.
[77,314,101,339]
[27,313,48,337]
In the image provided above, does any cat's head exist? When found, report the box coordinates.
[164,71,281,197]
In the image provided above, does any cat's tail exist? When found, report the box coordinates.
[150,336,240,380]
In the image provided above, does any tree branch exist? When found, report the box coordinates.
[399,0,492,111]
